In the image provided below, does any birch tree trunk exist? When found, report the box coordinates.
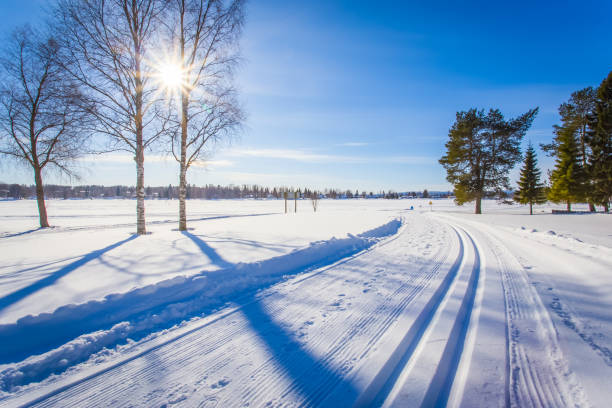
[33,165,50,228]
[135,147,146,234]
[134,21,146,235]
[178,92,188,231]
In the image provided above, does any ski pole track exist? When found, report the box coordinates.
[3,215,452,407]
[478,222,587,408]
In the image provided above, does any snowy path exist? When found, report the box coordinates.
[1,206,611,407]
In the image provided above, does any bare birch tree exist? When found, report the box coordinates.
[0,26,94,228]
[55,0,167,234]
[163,0,245,231]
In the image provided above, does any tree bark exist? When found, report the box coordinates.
[566,201,571,212]
[529,202,533,215]
[33,166,50,228]
[135,148,146,235]
[134,72,146,235]
[133,8,146,236]
[475,196,482,214]
[179,94,188,231]
[177,2,188,231]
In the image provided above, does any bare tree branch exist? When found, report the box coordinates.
[0,25,95,227]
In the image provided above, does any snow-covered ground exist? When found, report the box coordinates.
[0,198,611,407]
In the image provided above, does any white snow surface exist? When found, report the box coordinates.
[0,198,611,407]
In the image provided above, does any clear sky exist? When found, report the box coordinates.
[2,0,611,192]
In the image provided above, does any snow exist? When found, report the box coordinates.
[0,198,611,407]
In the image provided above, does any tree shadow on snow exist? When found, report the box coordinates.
[0,228,42,239]
[182,231,234,269]
[0,235,137,313]
[241,299,359,406]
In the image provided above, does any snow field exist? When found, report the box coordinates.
[0,198,611,407]
[0,199,402,323]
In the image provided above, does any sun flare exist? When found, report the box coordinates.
[158,62,183,90]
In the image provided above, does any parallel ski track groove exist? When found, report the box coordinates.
[353,225,468,407]
[242,219,454,407]
[420,227,481,408]
[488,229,571,408]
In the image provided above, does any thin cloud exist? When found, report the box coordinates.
[78,154,169,163]
[336,142,369,147]
[226,148,338,162]
[79,154,234,168]
[191,159,234,168]
[226,148,436,165]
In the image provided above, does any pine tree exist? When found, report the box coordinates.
[588,71,612,212]
[440,108,538,214]
[548,121,587,211]
[514,143,546,214]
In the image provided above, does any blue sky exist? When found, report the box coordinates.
[2,0,611,191]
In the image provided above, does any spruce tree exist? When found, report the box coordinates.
[541,87,596,210]
[588,71,612,212]
[514,143,546,214]
[548,121,587,211]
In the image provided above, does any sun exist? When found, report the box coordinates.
[158,62,184,90]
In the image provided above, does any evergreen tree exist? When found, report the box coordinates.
[548,121,587,211]
[541,87,596,210]
[514,143,546,214]
[588,71,612,212]
[440,108,538,214]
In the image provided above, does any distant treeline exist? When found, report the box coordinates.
[0,183,452,200]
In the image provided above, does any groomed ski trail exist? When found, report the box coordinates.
[1,214,458,407]
[350,224,482,408]
[1,211,599,407]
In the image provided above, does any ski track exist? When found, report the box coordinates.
[357,224,480,408]
[448,217,589,408]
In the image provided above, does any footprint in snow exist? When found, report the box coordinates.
[211,378,231,389]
